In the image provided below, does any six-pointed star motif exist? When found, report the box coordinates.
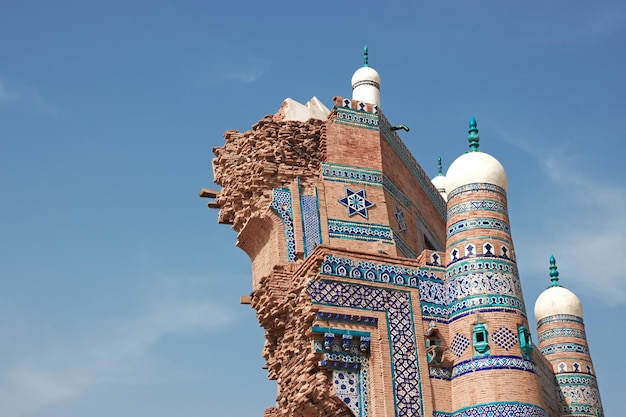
[338,187,375,219]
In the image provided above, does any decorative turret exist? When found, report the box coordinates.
[445,118,547,416]
[351,46,381,106]
[535,256,604,417]
[431,156,447,201]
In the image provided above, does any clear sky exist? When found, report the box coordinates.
[1,1,624,416]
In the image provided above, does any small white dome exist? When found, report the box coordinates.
[445,151,507,193]
[351,66,381,89]
[534,286,583,322]
[431,175,447,201]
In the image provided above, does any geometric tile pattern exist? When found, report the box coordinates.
[538,327,586,344]
[447,182,507,200]
[321,162,383,187]
[445,402,547,417]
[559,403,603,416]
[328,219,393,243]
[308,279,423,417]
[447,217,510,239]
[448,294,526,321]
[447,199,508,217]
[450,333,470,357]
[270,187,296,262]
[445,259,516,279]
[429,367,452,380]
[316,311,379,326]
[338,187,375,219]
[540,343,589,356]
[492,327,518,350]
[446,271,522,304]
[452,356,537,379]
[333,370,360,417]
[301,194,322,257]
[334,105,379,131]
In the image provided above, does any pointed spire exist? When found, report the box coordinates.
[468,116,480,152]
[437,156,443,176]
[363,45,369,67]
[549,255,560,287]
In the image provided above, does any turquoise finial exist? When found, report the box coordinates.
[468,116,480,152]
[437,156,443,176]
[363,45,369,67]
[549,255,560,287]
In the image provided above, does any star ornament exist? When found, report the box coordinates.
[338,187,375,219]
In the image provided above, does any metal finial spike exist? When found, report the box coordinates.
[363,45,369,67]
[549,255,560,287]
[437,156,443,175]
[468,116,480,152]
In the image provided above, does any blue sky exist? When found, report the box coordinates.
[1,1,624,416]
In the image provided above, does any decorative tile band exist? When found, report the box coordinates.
[309,279,423,417]
[322,162,383,187]
[452,356,537,378]
[418,278,446,305]
[334,106,379,131]
[382,175,413,209]
[270,188,296,262]
[316,311,379,326]
[558,386,603,407]
[538,327,587,344]
[447,199,508,218]
[540,343,589,356]
[556,374,598,387]
[445,259,517,278]
[448,294,526,320]
[447,217,510,239]
[378,111,446,218]
[559,403,603,416]
[537,314,584,327]
[450,402,546,417]
[301,193,322,257]
[328,219,393,242]
[320,254,435,288]
[429,367,452,380]
[447,271,523,304]
[421,303,449,320]
[447,183,507,200]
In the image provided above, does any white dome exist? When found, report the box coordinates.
[534,286,583,322]
[351,66,381,88]
[431,175,447,201]
[445,151,507,194]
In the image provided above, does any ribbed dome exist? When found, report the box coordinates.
[445,117,507,194]
[534,255,583,322]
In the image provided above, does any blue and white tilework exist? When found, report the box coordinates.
[446,272,523,306]
[452,356,537,378]
[300,194,322,257]
[334,106,379,130]
[333,370,361,416]
[447,402,547,417]
[447,183,507,200]
[540,343,589,356]
[270,187,296,262]
[538,327,586,344]
[537,314,584,327]
[338,187,376,219]
[322,162,383,187]
[447,200,508,218]
[328,219,393,243]
[394,207,408,232]
[429,367,452,380]
[492,327,517,350]
[447,218,510,239]
[449,333,470,357]
[308,279,423,417]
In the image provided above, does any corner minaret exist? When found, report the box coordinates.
[535,256,604,417]
[444,118,548,415]
[351,46,381,106]
[431,156,447,201]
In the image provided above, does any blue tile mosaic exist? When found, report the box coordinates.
[444,259,516,279]
[448,294,526,321]
[429,367,452,380]
[334,370,361,416]
[446,271,523,304]
[452,356,537,378]
[316,311,379,326]
[540,343,589,356]
[447,183,507,200]
[450,333,470,357]
[334,106,379,131]
[538,327,586,344]
[447,217,510,239]
[447,199,508,218]
[394,207,408,232]
[270,187,296,262]
[300,193,322,257]
[328,219,393,243]
[338,187,376,219]
[560,403,603,416]
[322,162,383,187]
[492,327,517,350]
[308,279,423,417]
[450,402,546,417]
[556,374,598,386]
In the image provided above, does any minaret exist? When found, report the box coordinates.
[431,156,447,201]
[535,256,604,417]
[444,118,548,415]
[351,46,381,106]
